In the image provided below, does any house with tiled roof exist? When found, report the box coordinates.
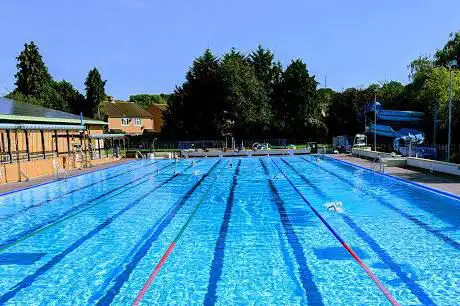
[146,103,167,133]
[106,97,154,135]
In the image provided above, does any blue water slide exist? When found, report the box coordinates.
[365,102,437,158]
[368,124,425,143]
[366,102,424,122]
[368,124,437,158]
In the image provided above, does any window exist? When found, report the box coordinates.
[134,117,142,126]
[121,118,130,126]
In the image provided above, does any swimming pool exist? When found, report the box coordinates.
[0,156,458,305]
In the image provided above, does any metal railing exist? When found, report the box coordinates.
[53,158,69,180]
[370,156,386,173]
[135,151,146,159]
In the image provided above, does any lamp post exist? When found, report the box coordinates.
[448,59,457,162]
[374,93,377,152]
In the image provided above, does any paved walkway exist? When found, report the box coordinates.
[0,159,131,195]
[330,154,460,196]
[3,155,460,198]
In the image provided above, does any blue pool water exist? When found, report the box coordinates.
[0,156,459,305]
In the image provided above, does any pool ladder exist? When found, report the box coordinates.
[370,156,386,173]
[136,151,146,159]
[53,159,69,180]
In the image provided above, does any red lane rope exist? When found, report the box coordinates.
[270,158,399,306]
[132,242,176,306]
[132,160,228,305]
[342,242,399,306]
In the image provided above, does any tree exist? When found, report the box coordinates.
[220,49,271,137]
[423,67,460,135]
[85,68,106,119]
[248,45,277,91]
[53,80,86,114]
[129,94,170,108]
[162,87,186,138]
[317,88,337,115]
[279,59,322,138]
[270,61,286,134]
[162,49,224,139]
[5,91,48,107]
[378,81,405,109]
[248,45,285,134]
[14,41,53,97]
[409,56,434,81]
[327,88,363,137]
[7,41,91,116]
[435,32,460,68]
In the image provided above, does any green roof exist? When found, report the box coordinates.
[0,97,107,125]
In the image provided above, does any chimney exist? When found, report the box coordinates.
[108,96,116,103]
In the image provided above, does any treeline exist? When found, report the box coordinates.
[162,33,460,143]
[4,32,460,145]
[129,94,170,109]
[5,42,173,121]
[327,32,460,145]
[6,42,107,120]
[162,46,323,140]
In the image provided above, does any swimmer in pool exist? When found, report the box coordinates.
[325,201,344,213]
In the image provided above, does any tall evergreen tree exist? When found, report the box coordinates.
[185,49,224,138]
[249,45,290,136]
[14,41,53,97]
[220,49,271,138]
[249,45,277,91]
[84,68,106,118]
[281,59,321,138]
[327,88,362,137]
[163,49,224,139]
[162,86,186,138]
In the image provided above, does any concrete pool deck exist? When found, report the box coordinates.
[2,154,460,198]
[0,158,131,195]
[330,154,460,196]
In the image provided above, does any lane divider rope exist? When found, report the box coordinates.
[132,159,229,306]
[0,159,138,197]
[269,157,399,306]
[0,160,159,220]
[0,162,176,253]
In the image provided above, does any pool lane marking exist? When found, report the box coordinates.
[270,158,399,306]
[281,158,435,305]
[92,159,222,305]
[132,159,228,306]
[301,156,460,250]
[0,162,176,252]
[0,160,159,220]
[90,174,208,305]
[260,159,324,306]
[0,159,138,197]
[326,155,460,202]
[0,167,184,304]
[204,160,241,306]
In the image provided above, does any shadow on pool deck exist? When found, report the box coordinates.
[331,154,460,196]
[0,159,132,196]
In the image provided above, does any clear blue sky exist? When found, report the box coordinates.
[1,0,459,99]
